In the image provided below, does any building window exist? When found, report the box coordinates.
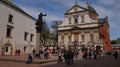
[74,18,78,23]
[6,28,11,37]
[74,15,78,23]
[24,32,28,41]
[30,34,34,41]
[6,25,13,38]
[8,14,13,23]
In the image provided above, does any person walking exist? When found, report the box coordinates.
[63,50,67,64]
[88,50,92,59]
[15,49,18,55]
[57,50,62,64]
[93,50,97,59]
[66,49,73,65]
[18,49,21,56]
[113,50,118,60]
[26,54,33,64]
[71,50,74,64]
[83,50,87,60]
[32,49,35,58]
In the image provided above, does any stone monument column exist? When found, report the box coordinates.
[35,13,46,57]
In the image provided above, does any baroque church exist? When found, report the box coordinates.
[58,2,111,50]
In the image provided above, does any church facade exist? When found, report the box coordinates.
[58,2,111,50]
[0,0,36,56]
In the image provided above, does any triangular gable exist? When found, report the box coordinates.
[65,4,87,14]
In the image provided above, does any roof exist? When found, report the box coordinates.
[87,6,98,16]
[0,0,36,21]
[64,2,98,16]
[98,16,108,24]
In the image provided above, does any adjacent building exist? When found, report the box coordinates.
[0,0,36,56]
[98,16,111,50]
[58,2,111,50]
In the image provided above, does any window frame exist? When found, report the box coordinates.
[8,14,13,23]
[24,32,28,41]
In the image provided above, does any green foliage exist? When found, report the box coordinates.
[111,40,118,44]
[40,22,50,46]
[51,21,59,35]
[111,37,120,44]
[50,20,59,48]
[117,38,120,44]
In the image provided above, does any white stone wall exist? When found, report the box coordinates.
[84,14,92,23]
[0,2,36,55]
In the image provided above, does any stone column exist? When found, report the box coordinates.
[78,33,81,43]
[78,33,81,47]
[72,34,74,42]
[36,31,40,55]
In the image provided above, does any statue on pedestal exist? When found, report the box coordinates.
[35,13,46,58]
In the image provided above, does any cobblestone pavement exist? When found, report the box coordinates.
[0,54,58,63]
[39,55,120,67]
[0,54,120,67]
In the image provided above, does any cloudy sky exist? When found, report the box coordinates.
[12,0,120,40]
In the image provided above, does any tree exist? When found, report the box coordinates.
[117,38,120,44]
[51,20,62,50]
[111,40,118,44]
[40,22,50,47]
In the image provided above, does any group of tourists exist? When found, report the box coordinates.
[26,48,52,64]
[57,48,104,65]
[82,49,100,60]
[57,49,79,65]
[26,48,119,64]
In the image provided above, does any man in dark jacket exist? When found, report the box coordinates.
[26,54,33,64]
[63,50,67,64]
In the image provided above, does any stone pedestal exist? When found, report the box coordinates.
[35,26,41,58]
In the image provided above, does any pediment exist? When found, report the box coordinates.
[65,4,87,14]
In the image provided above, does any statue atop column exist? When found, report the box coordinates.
[35,12,46,58]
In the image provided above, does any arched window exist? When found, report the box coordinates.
[74,18,78,23]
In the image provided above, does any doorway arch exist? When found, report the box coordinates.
[2,42,13,55]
